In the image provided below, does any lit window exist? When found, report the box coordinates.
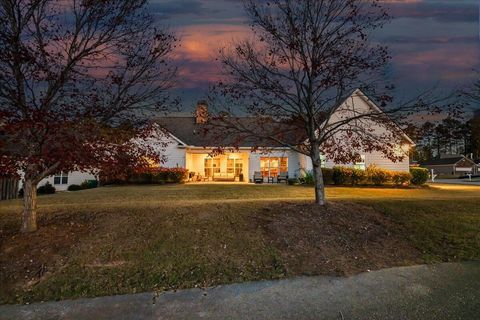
[54,172,68,185]
[320,155,326,168]
[260,157,288,177]
[204,157,221,178]
[354,155,366,170]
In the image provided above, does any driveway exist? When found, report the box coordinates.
[1,262,479,320]
[430,179,480,186]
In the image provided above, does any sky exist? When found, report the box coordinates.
[149,0,480,111]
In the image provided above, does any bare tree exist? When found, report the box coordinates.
[209,0,422,205]
[0,0,177,232]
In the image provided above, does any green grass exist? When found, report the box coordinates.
[1,183,479,304]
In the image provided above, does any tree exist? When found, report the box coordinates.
[209,0,420,205]
[0,0,176,232]
[466,79,480,158]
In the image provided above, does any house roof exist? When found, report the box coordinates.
[155,117,306,148]
[420,156,475,166]
[155,89,414,149]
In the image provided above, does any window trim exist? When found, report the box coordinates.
[53,172,69,185]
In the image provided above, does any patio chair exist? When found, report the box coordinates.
[277,172,288,183]
[253,171,263,183]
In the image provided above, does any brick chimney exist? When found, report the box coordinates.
[195,100,208,124]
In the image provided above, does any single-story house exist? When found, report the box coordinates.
[420,155,479,176]
[31,89,413,190]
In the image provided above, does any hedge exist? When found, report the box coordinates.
[297,165,426,187]
[125,167,188,185]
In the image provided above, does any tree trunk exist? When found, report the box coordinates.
[310,148,326,205]
[21,179,38,233]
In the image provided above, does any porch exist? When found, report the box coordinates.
[184,149,292,183]
[185,150,250,183]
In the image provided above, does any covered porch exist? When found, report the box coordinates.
[185,149,250,183]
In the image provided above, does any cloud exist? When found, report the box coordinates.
[149,0,205,17]
[385,0,478,23]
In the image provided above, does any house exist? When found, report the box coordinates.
[31,89,413,189]
[420,155,479,176]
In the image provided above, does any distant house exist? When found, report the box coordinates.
[420,155,479,176]
[29,89,413,188]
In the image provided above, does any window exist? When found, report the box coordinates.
[54,172,68,185]
[227,158,243,176]
[354,155,366,170]
[320,155,326,168]
[260,157,288,177]
[204,157,220,177]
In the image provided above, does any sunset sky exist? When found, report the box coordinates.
[149,0,480,110]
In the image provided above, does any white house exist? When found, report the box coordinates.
[33,89,413,189]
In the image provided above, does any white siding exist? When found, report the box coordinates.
[248,149,303,181]
[299,91,411,173]
[160,134,186,168]
[25,171,98,191]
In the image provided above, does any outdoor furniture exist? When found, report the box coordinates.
[277,172,288,183]
[213,172,235,181]
[253,171,263,183]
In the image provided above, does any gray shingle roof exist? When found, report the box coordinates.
[420,157,472,166]
[155,117,306,148]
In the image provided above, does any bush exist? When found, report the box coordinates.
[366,166,391,186]
[321,168,334,185]
[81,180,99,189]
[127,167,188,185]
[287,178,299,185]
[333,167,352,185]
[392,171,412,186]
[410,167,429,185]
[68,184,83,191]
[37,182,56,194]
[129,173,153,184]
[303,170,315,185]
[351,168,367,186]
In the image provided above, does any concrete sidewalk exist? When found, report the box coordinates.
[1,262,479,320]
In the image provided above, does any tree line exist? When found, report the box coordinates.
[407,112,480,162]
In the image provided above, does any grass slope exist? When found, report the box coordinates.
[0,184,479,304]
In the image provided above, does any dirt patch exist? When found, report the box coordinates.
[253,201,422,276]
[0,212,96,301]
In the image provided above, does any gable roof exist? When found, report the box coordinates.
[352,89,415,145]
[156,89,414,148]
[155,117,305,148]
[420,156,476,166]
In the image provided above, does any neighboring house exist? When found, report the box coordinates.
[420,155,479,176]
[31,89,413,188]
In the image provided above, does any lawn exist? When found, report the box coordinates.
[1,183,479,304]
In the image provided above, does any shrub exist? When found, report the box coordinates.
[68,184,83,191]
[366,165,391,186]
[392,171,412,186]
[129,173,153,184]
[350,168,367,186]
[321,168,334,185]
[80,180,99,189]
[303,170,315,185]
[287,178,299,185]
[410,167,429,185]
[333,166,352,185]
[37,182,56,194]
